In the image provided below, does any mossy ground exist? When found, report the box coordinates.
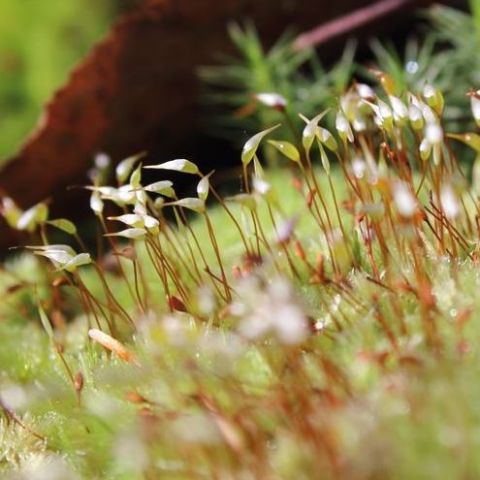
[2,159,480,479]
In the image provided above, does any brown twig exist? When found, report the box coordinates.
[1,399,46,441]
[293,0,421,51]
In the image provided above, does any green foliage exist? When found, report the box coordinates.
[367,35,451,94]
[199,23,355,145]
[0,0,117,160]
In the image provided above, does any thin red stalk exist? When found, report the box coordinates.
[204,213,232,301]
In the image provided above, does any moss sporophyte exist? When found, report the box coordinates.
[3,72,480,477]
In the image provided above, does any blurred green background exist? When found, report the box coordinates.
[0,0,126,161]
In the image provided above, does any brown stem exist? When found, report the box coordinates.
[293,0,419,51]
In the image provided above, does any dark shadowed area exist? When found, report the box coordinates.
[0,0,448,249]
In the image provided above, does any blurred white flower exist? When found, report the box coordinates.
[351,158,367,179]
[336,111,354,143]
[172,412,222,445]
[254,92,287,109]
[16,453,78,480]
[425,122,443,145]
[114,432,148,473]
[440,184,460,219]
[233,275,309,345]
[393,182,417,218]
[389,95,408,123]
[356,83,375,100]
[408,103,423,130]
[470,90,480,127]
